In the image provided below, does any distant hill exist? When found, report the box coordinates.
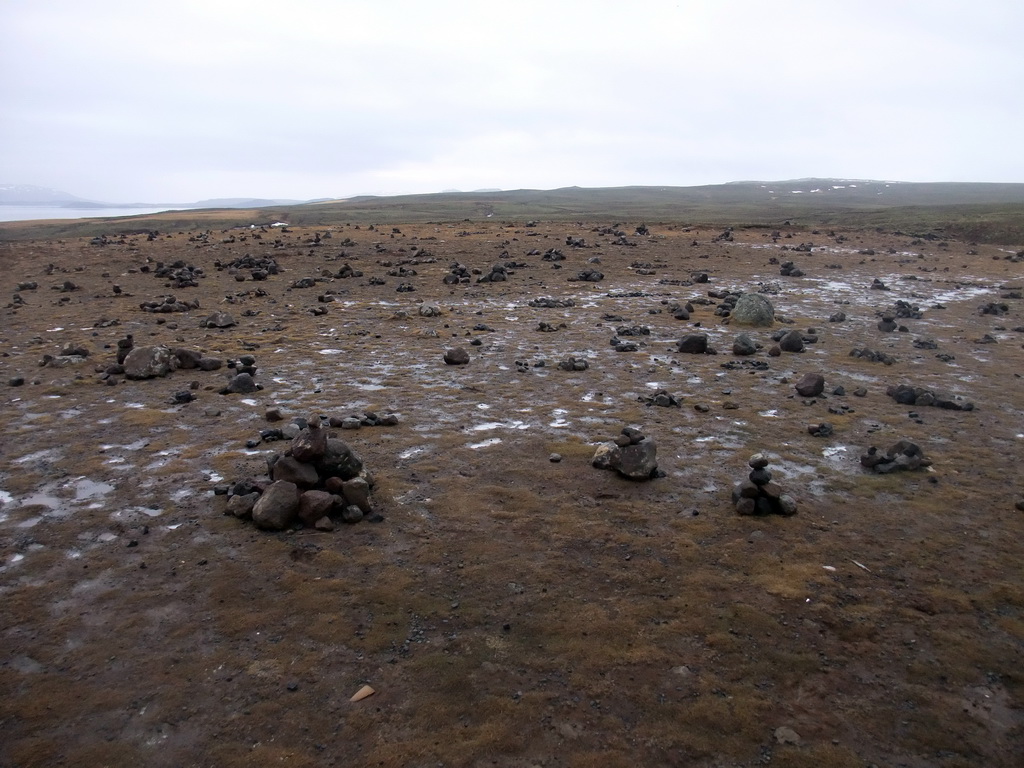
[0,185,315,209]
[3,179,1023,244]
[183,197,309,209]
[0,184,94,205]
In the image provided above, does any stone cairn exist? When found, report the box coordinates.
[222,414,379,531]
[592,427,662,481]
[732,453,798,516]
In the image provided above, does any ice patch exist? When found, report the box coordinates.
[468,437,502,449]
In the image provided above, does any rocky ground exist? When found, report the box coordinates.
[1,218,1022,767]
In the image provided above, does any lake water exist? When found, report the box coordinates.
[0,205,177,222]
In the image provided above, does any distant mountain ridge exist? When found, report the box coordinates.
[0,184,310,209]
[0,184,95,205]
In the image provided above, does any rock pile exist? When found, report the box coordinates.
[557,356,589,371]
[860,440,932,473]
[592,427,661,481]
[216,254,281,281]
[140,295,201,314]
[886,384,975,411]
[153,261,204,288]
[570,268,604,283]
[779,261,804,277]
[849,348,896,365]
[224,416,379,530]
[638,390,680,407]
[528,296,576,308]
[731,453,798,516]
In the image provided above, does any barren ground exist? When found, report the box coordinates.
[1,218,1022,767]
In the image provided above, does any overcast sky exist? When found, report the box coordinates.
[1,0,1021,203]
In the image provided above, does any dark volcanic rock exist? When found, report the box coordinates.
[778,330,805,353]
[444,347,470,365]
[732,334,758,356]
[677,333,709,354]
[316,438,364,481]
[795,373,825,397]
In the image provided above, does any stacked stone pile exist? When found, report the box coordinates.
[224,415,379,531]
[592,427,662,481]
[732,453,798,516]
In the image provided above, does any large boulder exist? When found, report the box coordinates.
[123,345,178,379]
[252,481,300,530]
[730,294,775,327]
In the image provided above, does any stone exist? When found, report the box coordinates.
[226,492,258,519]
[778,330,804,353]
[298,490,335,527]
[317,438,363,481]
[591,443,617,470]
[270,456,319,487]
[252,481,300,530]
[732,333,758,356]
[611,439,658,480]
[444,347,470,365]
[341,505,364,523]
[123,345,178,379]
[202,311,236,328]
[341,477,372,513]
[748,453,769,469]
[795,372,825,397]
[730,294,775,326]
[774,726,801,745]
[735,497,757,515]
[736,480,760,499]
[677,333,709,354]
[223,372,258,394]
[291,423,327,463]
[749,468,772,486]
[172,348,202,369]
[778,495,798,515]
[314,516,335,531]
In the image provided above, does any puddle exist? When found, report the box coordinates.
[75,479,114,500]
